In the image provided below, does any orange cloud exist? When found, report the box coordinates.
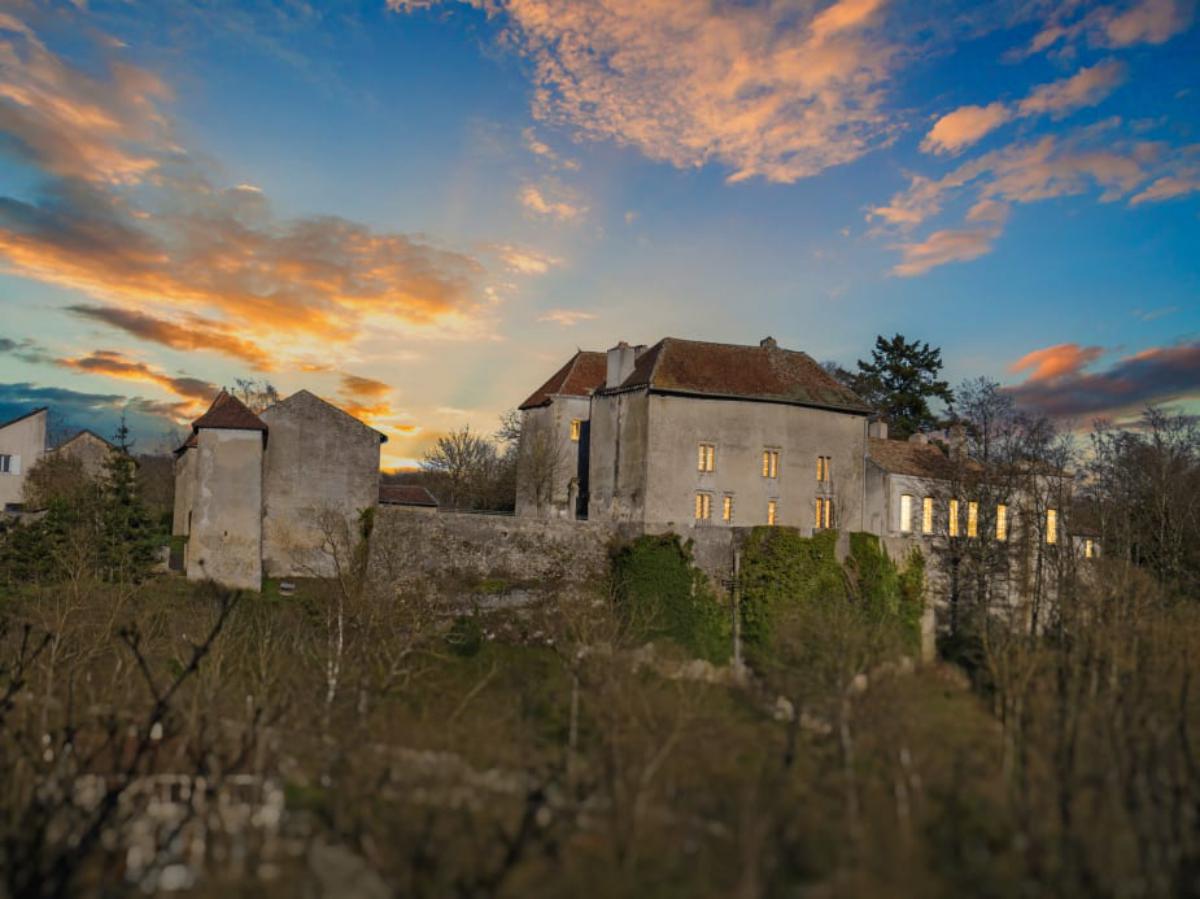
[59,349,217,418]
[519,183,586,221]
[392,0,896,184]
[0,17,493,363]
[922,103,1012,156]
[68,304,274,370]
[340,373,392,399]
[1009,343,1104,382]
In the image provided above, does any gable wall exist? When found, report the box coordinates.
[259,393,381,577]
[187,428,263,591]
[515,394,590,518]
[0,410,47,509]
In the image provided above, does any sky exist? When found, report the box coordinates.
[0,0,1196,466]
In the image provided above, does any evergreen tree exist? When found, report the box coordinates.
[853,334,954,439]
[98,424,159,582]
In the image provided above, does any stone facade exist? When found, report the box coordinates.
[187,427,264,591]
[50,430,115,480]
[0,407,47,510]
[260,390,384,578]
[172,390,385,591]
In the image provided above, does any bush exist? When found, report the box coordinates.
[611,534,730,663]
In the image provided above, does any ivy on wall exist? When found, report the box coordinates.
[611,534,731,664]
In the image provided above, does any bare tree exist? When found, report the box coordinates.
[421,426,498,510]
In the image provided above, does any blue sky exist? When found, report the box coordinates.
[0,0,1196,464]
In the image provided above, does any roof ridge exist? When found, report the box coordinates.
[0,406,48,431]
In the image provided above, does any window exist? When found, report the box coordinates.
[816,455,831,482]
[996,504,1008,541]
[697,443,715,472]
[695,492,712,520]
[1084,538,1095,559]
[814,497,834,529]
[762,449,779,478]
[0,454,10,474]
[570,419,582,442]
[722,495,734,522]
[767,499,778,526]
[824,498,834,529]
[967,501,979,538]
[922,497,934,535]
[1046,509,1058,544]
[948,499,960,537]
[899,494,913,533]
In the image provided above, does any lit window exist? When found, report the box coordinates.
[824,498,834,529]
[899,494,913,533]
[767,499,778,526]
[698,443,715,472]
[949,499,960,537]
[815,497,824,529]
[922,497,934,534]
[1046,509,1057,544]
[695,493,712,520]
[1084,537,1095,559]
[996,504,1007,541]
[967,501,979,538]
[762,449,779,478]
[0,454,10,474]
[722,495,734,522]
[816,455,831,482]
[570,419,582,442]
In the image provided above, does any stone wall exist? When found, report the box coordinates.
[369,507,617,591]
[0,409,46,509]
[187,428,263,591]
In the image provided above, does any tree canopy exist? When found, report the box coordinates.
[852,334,954,439]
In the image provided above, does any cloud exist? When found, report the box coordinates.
[1104,0,1194,46]
[519,182,586,221]
[393,0,897,184]
[537,309,597,326]
[1005,340,1200,419]
[1028,0,1194,55]
[1009,343,1105,381]
[922,103,1012,155]
[67,304,275,369]
[1016,59,1127,119]
[340,373,392,399]
[59,349,217,416]
[0,380,185,444]
[891,221,1004,276]
[0,336,54,365]
[490,243,562,275]
[0,17,496,367]
[874,127,1198,274]
[921,60,1127,155]
[0,13,173,184]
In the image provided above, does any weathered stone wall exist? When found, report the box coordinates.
[515,394,589,520]
[587,390,650,523]
[369,507,617,590]
[0,409,46,509]
[260,390,382,578]
[172,445,197,537]
[187,428,263,591]
[52,431,114,480]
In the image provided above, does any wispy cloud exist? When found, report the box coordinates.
[490,243,562,275]
[393,0,897,184]
[921,60,1127,155]
[1005,339,1200,419]
[1009,343,1105,381]
[0,17,497,369]
[1028,0,1194,55]
[537,309,597,327]
[59,349,216,417]
[519,182,586,221]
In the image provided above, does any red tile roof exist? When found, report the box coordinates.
[519,350,607,410]
[611,338,871,414]
[191,390,267,433]
[868,436,978,479]
[379,484,438,507]
[173,432,198,455]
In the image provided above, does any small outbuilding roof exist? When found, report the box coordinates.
[191,390,267,434]
[379,484,438,507]
[55,429,116,451]
[868,436,964,479]
[607,338,872,414]
[519,350,608,410]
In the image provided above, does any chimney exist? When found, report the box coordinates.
[606,341,637,388]
[760,336,778,349]
[868,420,888,440]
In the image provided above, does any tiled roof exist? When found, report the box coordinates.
[379,484,438,507]
[868,436,980,479]
[191,390,267,433]
[173,433,198,455]
[519,351,607,410]
[609,338,871,414]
